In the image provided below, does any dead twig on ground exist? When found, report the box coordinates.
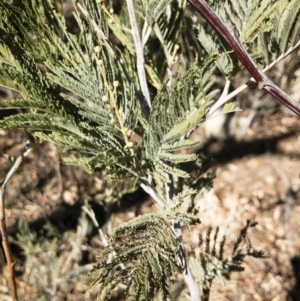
[0,141,32,301]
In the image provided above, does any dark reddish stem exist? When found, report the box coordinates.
[188,0,300,116]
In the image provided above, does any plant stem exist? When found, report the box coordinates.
[125,0,152,110]
[77,3,150,118]
[0,142,32,301]
[209,40,300,115]
[188,0,300,116]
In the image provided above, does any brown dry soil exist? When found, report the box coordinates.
[0,109,300,301]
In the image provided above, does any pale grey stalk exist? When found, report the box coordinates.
[154,23,173,68]
[82,205,127,270]
[141,178,200,301]
[165,175,201,301]
[125,0,151,109]
[77,3,150,117]
[0,146,32,189]
[142,21,152,46]
[208,79,231,115]
[82,205,109,247]
[140,180,166,208]
[80,3,199,298]
[153,3,201,295]
[61,263,94,281]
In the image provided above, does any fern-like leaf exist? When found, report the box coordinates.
[91,213,191,301]
[194,0,300,73]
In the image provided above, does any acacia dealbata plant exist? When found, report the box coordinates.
[1,0,300,300]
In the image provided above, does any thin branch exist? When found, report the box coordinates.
[141,175,201,301]
[77,3,150,118]
[209,40,300,115]
[263,39,300,74]
[140,8,200,291]
[125,0,152,109]
[142,20,152,46]
[117,58,151,118]
[165,173,201,301]
[209,78,231,115]
[59,263,94,282]
[0,142,32,301]
[140,179,166,208]
[208,79,252,116]
[188,0,300,116]
[81,205,108,248]
[82,205,126,269]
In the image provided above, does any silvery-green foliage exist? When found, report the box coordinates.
[0,0,140,181]
[194,0,300,76]
[143,57,222,181]
[91,211,199,301]
[0,1,211,299]
[0,0,291,300]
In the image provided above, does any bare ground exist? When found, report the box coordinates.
[0,108,300,301]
